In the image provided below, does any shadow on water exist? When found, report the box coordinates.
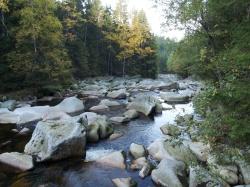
[0,102,193,187]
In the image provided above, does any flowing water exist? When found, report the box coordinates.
[0,95,194,187]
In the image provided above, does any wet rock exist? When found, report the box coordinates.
[187,141,210,162]
[18,127,30,135]
[164,141,197,164]
[151,158,186,187]
[208,156,238,185]
[54,97,84,114]
[139,163,153,178]
[0,100,16,111]
[234,185,250,187]
[110,116,129,124]
[77,113,113,142]
[99,99,121,107]
[129,143,146,159]
[155,103,163,114]
[237,160,250,184]
[85,148,114,162]
[107,89,127,99]
[0,152,33,172]
[160,92,189,103]
[130,157,148,170]
[160,124,181,136]
[97,151,126,169]
[0,110,19,124]
[189,166,230,187]
[147,139,172,161]
[11,129,19,133]
[42,108,70,121]
[14,106,50,125]
[24,118,87,162]
[89,105,109,112]
[123,110,139,120]
[162,103,173,110]
[109,132,123,140]
[112,177,137,187]
[127,94,159,116]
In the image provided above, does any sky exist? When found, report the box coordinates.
[101,0,185,41]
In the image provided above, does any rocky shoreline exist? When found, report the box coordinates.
[0,74,249,187]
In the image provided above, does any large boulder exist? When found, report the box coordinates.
[24,118,87,162]
[127,94,160,116]
[0,100,16,111]
[96,151,126,169]
[54,97,84,114]
[164,141,197,164]
[89,115,113,142]
[189,166,230,187]
[237,160,250,184]
[151,158,186,187]
[107,89,127,99]
[160,92,189,103]
[0,152,34,172]
[129,143,146,159]
[14,106,50,125]
[147,139,172,161]
[0,109,19,124]
[187,141,210,162]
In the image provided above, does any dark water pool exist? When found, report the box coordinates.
[0,103,193,187]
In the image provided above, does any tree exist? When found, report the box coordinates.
[156,0,250,149]
[58,0,89,79]
[8,0,72,88]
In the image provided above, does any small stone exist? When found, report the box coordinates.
[89,105,109,112]
[160,124,181,136]
[139,163,153,178]
[130,157,148,170]
[109,132,123,140]
[112,177,137,187]
[110,117,129,124]
[18,128,30,135]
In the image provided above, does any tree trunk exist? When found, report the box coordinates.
[122,56,126,78]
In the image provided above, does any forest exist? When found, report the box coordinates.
[0,0,250,186]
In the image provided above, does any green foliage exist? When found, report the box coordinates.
[155,36,177,73]
[158,0,250,148]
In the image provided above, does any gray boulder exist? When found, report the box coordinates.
[0,109,19,124]
[160,92,189,103]
[147,139,173,161]
[99,99,121,107]
[24,118,87,162]
[89,105,109,112]
[107,89,127,99]
[97,151,126,169]
[0,100,16,111]
[187,141,210,162]
[54,97,84,114]
[237,160,250,184]
[0,152,34,172]
[130,157,148,170]
[151,158,186,187]
[127,94,159,116]
[129,143,146,159]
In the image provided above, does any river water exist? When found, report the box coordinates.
[0,99,194,187]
